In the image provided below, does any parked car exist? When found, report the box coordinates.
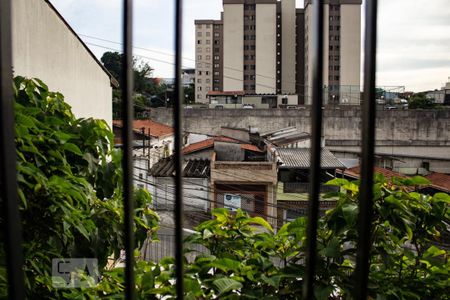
[215,105,224,109]
[242,104,254,109]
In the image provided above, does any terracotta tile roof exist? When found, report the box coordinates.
[113,119,173,138]
[339,166,408,180]
[182,139,215,154]
[241,144,263,153]
[425,172,450,193]
[182,136,243,155]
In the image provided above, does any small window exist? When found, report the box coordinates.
[206,32,211,37]
[206,55,211,60]
[197,32,202,37]
[197,79,202,83]
[214,32,219,37]
[206,47,211,52]
[197,55,202,60]
[206,71,209,75]
[206,40,211,45]
[197,86,202,91]
[197,40,201,44]
[198,71,202,75]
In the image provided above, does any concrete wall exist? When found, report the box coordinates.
[223,4,244,91]
[255,4,277,93]
[12,0,112,126]
[340,4,361,103]
[281,0,296,94]
[149,108,450,151]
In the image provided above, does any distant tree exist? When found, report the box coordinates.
[100,51,123,85]
[100,51,168,116]
[409,92,436,109]
[184,83,195,104]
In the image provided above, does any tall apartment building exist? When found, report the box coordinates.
[194,19,223,103]
[304,0,361,104]
[195,0,361,105]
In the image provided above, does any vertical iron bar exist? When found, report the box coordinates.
[121,0,135,299]
[0,0,25,299]
[303,0,324,299]
[355,0,378,299]
[173,0,184,298]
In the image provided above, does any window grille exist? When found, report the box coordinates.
[0,0,379,299]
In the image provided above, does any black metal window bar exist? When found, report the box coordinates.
[0,0,378,299]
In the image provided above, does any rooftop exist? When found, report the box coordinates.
[149,157,210,178]
[425,172,450,193]
[277,148,345,169]
[113,119,173,138]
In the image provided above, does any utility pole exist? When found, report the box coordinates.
[147,128,151,171]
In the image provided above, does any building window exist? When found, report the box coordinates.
[206,24,211,29]
[206,32,210,37]
[206,86,211,91]
[214,56,219,60]
[197,62,202,68]
[198,71,202,75]
[206,40,210,45]
[197,40,201,44]
[197,86,202,91]
[214,40,219,45]
[197,79,202,83]
[206,47,211,52]
[197,32,202,37]
[197,55,202,60]
[206,55,211,60]
[206,71,209,75]
[214,71,219,76]
[214,32,219,37]
[197,94,202,99]
[197,47,202,52]
[214,63,219,68]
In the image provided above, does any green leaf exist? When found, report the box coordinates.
[63,143,83,156]
[213,278,242,296]
[244,216,273,232]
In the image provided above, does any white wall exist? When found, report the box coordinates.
[153,177,209,211]
[12,0,113,126]
[223,4,244,91]
[255,4,277,94]
[340,4,361,104]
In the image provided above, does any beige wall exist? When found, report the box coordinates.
[12,0,112,126]
[340,4,361,104]
[195,23,214,103]
[223,4,244,91]
[281,0,296,94]
[255,4,277,94]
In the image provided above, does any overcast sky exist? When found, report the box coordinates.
[50,0,450,92]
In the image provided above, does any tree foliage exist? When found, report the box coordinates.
[0,77,159,298]
[100,51,167,117]
[409,92,436,109]
[64,176,449,299]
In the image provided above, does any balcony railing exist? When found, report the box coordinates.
[0,0,379,299]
